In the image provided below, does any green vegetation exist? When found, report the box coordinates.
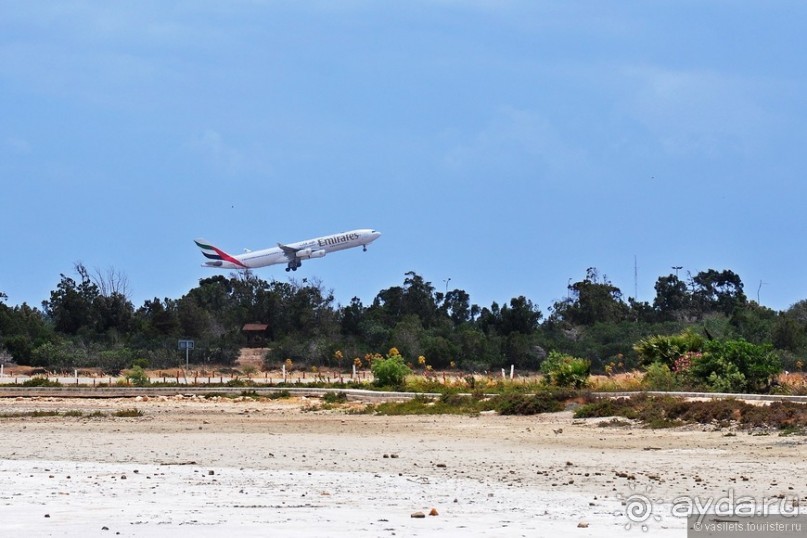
[641,362,679,391]
[21,376,62,387]
[364,388,583,416]
[634,332,781,393]
[112,408,143,417]
[575,394,807,432]
[540,351,590,388]
[634,331,705,368]
[371,349,412,388]
[322,391,348,404]
[124,365,150,386]
[0,264,803,396]
[365,394,483,415]
[492,392,569,415]
[0,408,145,419]
[0,410,59,418]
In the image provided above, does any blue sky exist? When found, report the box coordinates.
[1,2,805,314]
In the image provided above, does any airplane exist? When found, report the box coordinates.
[194,229,381,272]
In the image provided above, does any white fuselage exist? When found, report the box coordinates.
[204,229,381,270]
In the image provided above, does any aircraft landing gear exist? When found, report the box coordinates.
[286,261,301,272]
[362,245,367,252]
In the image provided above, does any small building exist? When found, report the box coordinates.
[241,323,270,347]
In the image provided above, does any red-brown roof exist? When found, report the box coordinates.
[242,323,269,332]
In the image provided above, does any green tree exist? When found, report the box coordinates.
[401,272,439,328]
[340,297,365,336]
[499,296,542,335]
[691,269,746,317]
[550,268,628,326]
[92,292,134,335]
[135,298,179,337]
[653,274,690,321]
[43,273,99,334]
[441,289,472,325]
[772,300,807,354]
[0,300,53,364]
[729,302,776,344]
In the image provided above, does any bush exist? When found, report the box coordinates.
[124,365,150,386]
[371,350,412,388]
[21,376,61,387]
[113,408,144,417]
[690,339,781,393]
[642,362,678,391]
[540,351,590,388]
[634,330,705,368]
[323,392,348,404]
[491,393,565,415]
[574,394,684,428]
[574,397,637,420]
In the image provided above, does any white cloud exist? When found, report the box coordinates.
[192,129,243,171]
[190,129,269,177]
[3,136,31,155]
[620,65,774,157]
[442,106,586,179]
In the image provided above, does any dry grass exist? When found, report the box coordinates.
[588,371,645,392]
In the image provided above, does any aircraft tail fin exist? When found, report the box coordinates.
[194,239,247,268]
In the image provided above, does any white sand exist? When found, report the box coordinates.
[1,395,804,537]
[0,460,662,537]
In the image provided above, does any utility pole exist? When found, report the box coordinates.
[757,280,767,304]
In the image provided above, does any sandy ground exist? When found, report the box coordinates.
[0,395,805,537]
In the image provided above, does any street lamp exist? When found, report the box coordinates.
[672,266,683,278]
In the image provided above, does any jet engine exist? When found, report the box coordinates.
[309,249,326,259]
[295,248,312,258]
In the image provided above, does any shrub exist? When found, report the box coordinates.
[323,392,348,404]
[124,365,150,387]
[574,397,637,420]
[690,340,781,393]
[368,394,480,415]
[225,378,254,387]
[634,331,705,368]
[113,408,143,417]
[21,376,61,387]
[642,362,678,391]
[540,351,590,388]
[491,393,564,415]
[371,350,412,388]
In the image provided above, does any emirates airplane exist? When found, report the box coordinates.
[195,229,381,272]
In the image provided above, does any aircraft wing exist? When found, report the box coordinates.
[277,242,299,259]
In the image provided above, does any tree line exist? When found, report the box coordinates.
[1,264,806,374]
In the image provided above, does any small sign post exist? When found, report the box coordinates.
[178,339,195,369]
